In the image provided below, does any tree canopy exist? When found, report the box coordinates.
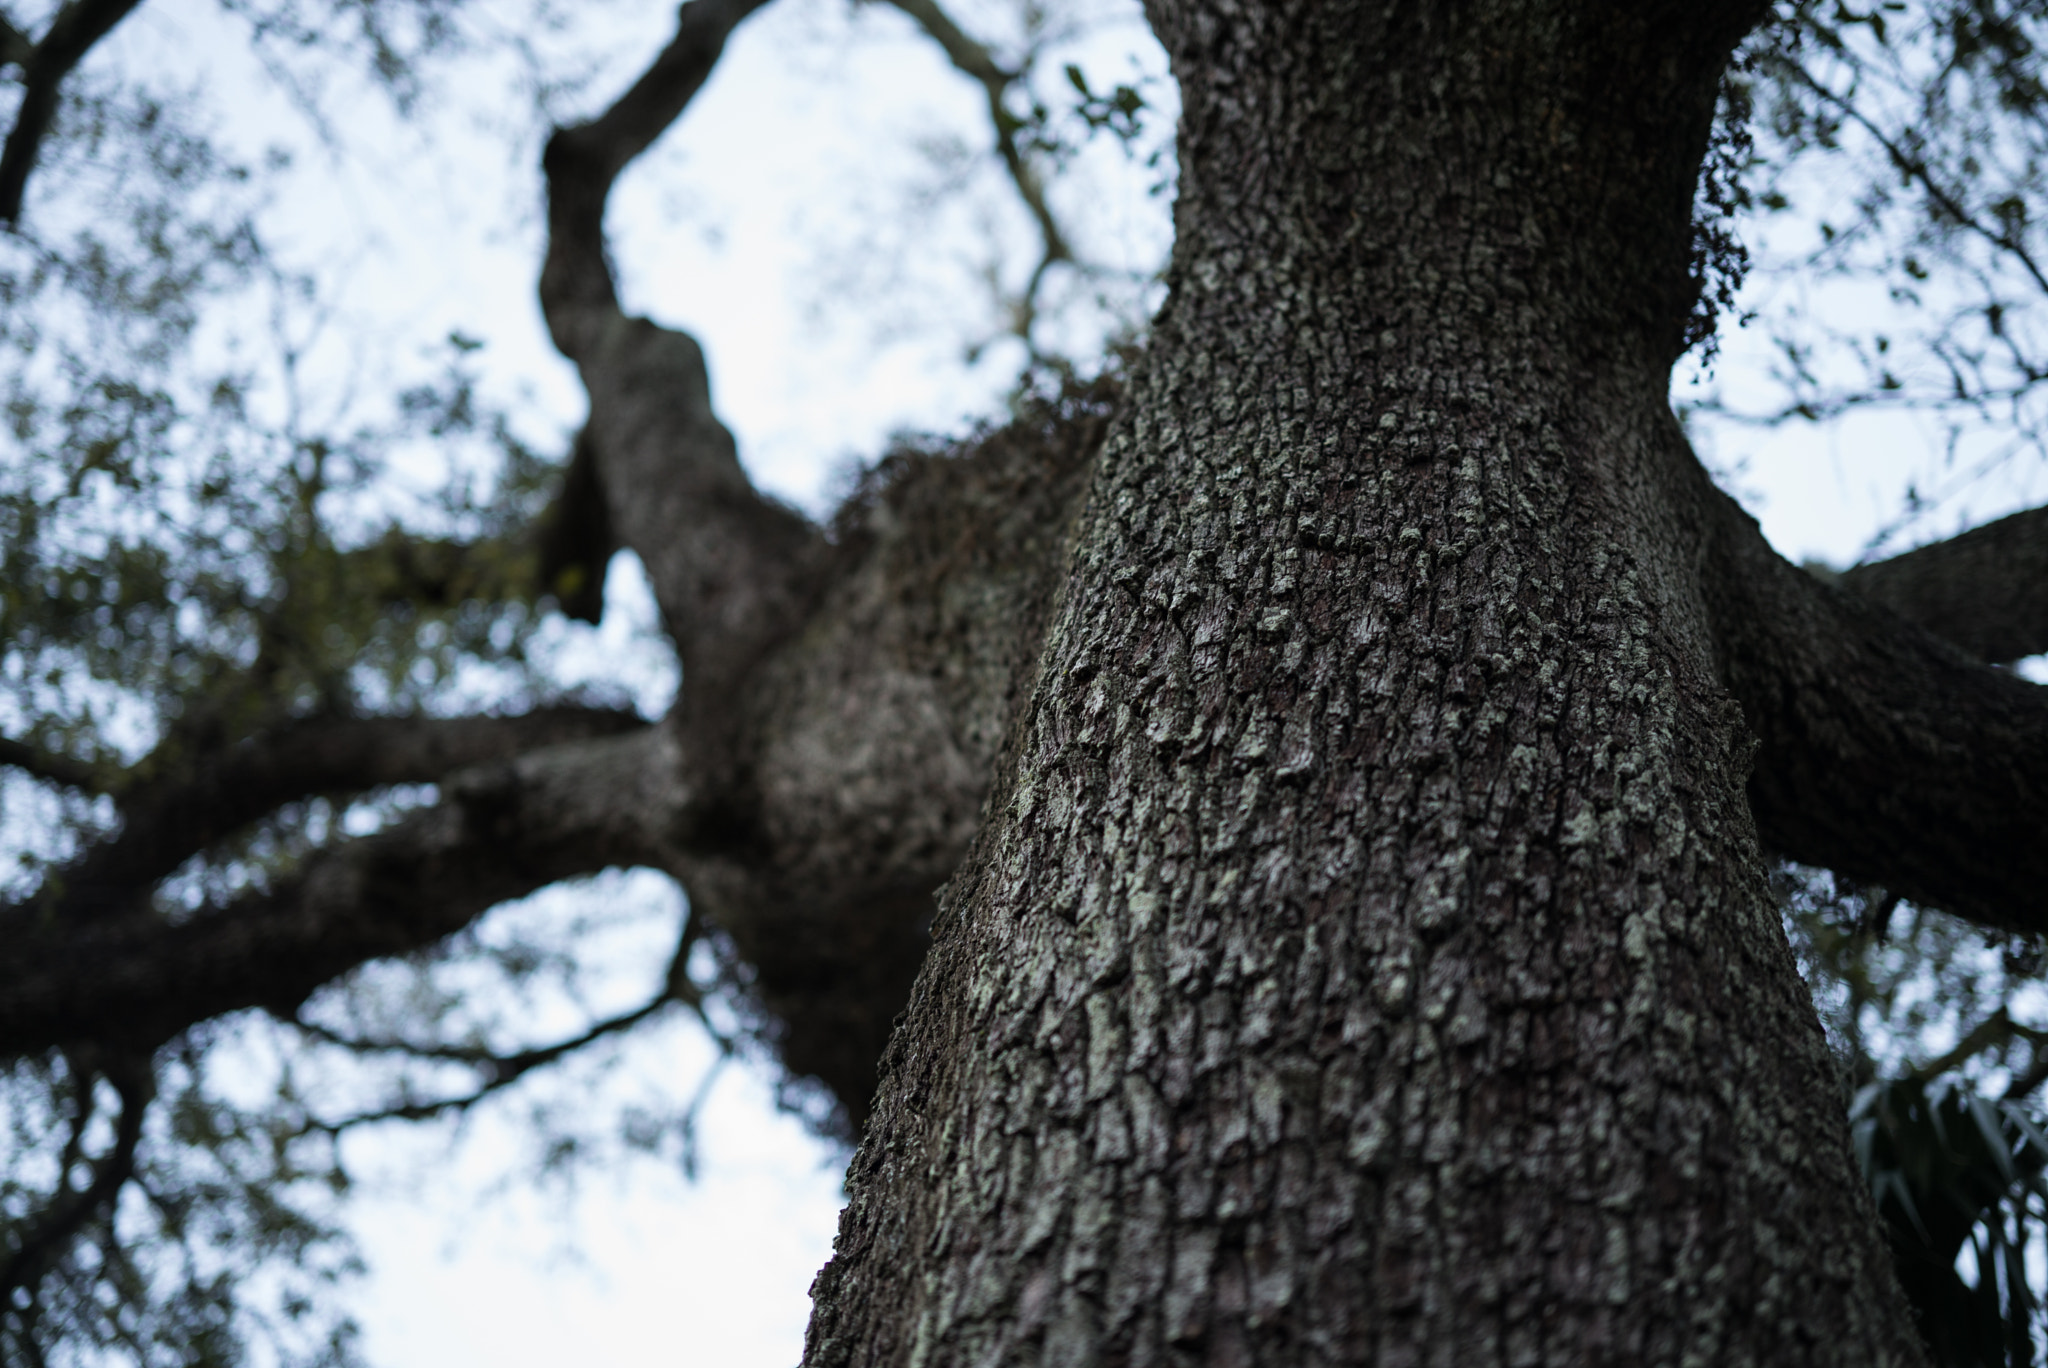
[3,0,2048,1363]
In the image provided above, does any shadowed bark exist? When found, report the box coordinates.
[1838,503,2048,664]
[1705,494,2048,932]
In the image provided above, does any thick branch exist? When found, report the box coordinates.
[0,0,148,225]
[1836,504,2048,664]
[25,705,645,926]
[537,0,770,356]
[0,726,698,1058]
[536,0,824,709]
[0,735,102,791]
[1702,482,2048,931]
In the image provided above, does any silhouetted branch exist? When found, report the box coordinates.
[28,705,647,926]
[1768,52,2048,299]
[0,0,149,225]
[0,726,702,1058]
[294,908,731,1132]
[298,998,675,1130]
[1703,463,2048,931]
[883,0,1072,349]
[0,1057,152,1313]
[0,736,103,791]
[1839,503,2048,664]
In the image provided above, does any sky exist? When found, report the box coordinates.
[18,0,2048,1364]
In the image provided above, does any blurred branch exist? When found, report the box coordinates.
[0,16,34,68]
[1906,1006,2048,1085]
[0,1057,153,1314]
[33,705,647,925]
[531,428,615,625]
[1839,503,2048,663]
[538,0,826,712]
[0,0,150,226]
[0,735,105,792]
[297,997,675,1131]
[294,908,728,1132]
[1767,51,2048,299]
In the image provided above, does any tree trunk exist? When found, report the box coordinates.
[803,2,1927,1363]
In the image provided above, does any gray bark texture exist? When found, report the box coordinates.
[800,0,1952,1363]
[13,0,2048,1358]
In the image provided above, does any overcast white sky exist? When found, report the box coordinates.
[36,0,2048,1363]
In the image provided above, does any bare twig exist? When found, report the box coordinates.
[295,908,726,1132]
[539,0,773,355]
[882,0,1072,352]
[297,997,676,1131]
[1770,54,2048,300]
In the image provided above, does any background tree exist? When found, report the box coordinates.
[1,0,2047,1364]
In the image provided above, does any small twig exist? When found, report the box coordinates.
[1771,54,2048,299]
[296,907,717,1133]
[296,996,674,1132]
[882,0,1073,355]
[1909,1006,2048,1086]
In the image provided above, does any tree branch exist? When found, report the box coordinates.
[0,1057,152,1313]
[0,16,35,69]
[0,0,149,226]
[1835,503,2048,664]
[0,725,701,1058]
[532,428,616,623]
[537,0,771,357]
[536,0,825,711]
[26,704,646,926]
[0,735,103,791]
[1702,480,2048,932]
[1766,53,2048,302]
[298,997,676,1131]
[882,0,1071,350]
[289,906,725,1132]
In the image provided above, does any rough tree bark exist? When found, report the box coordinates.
[9,0,2048,1359]
[799,1,2028,1364]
